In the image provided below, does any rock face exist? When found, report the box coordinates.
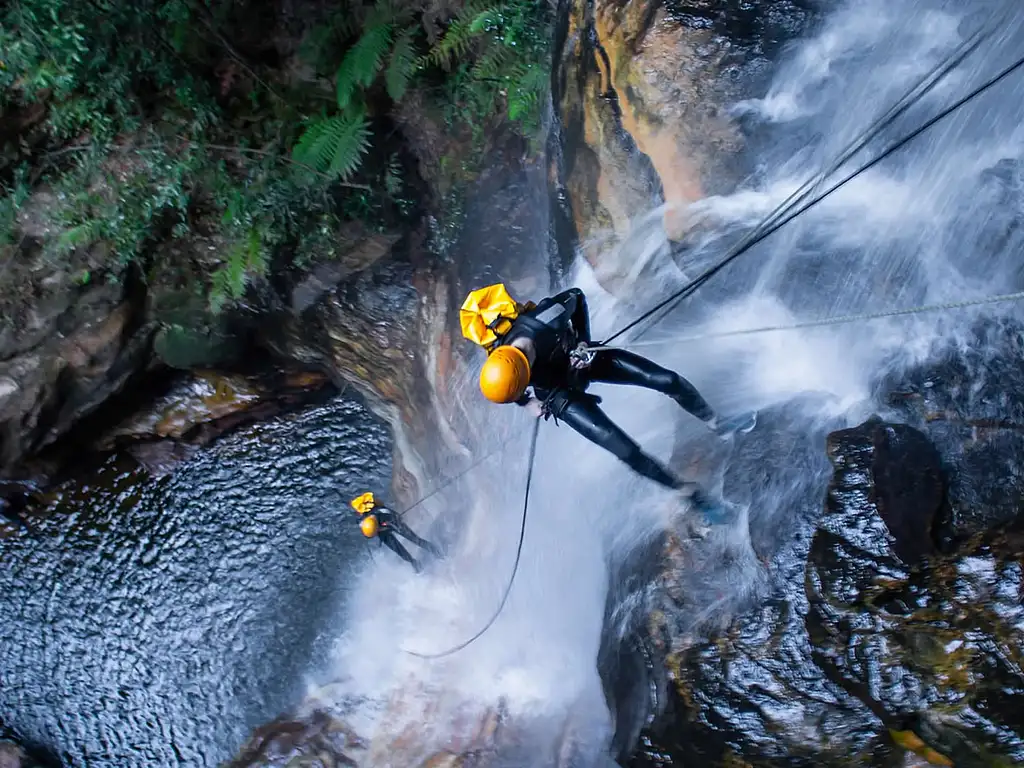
[0,737,48,768]
[0,741,28,768]
[551,0,733,289]
[549,0,809,292]
[0,191,400,491]
[255,161,554,503]
[634,329,1024,767]
[879,319,1024,545]
[0,191,154,477]
[226,687,606,768]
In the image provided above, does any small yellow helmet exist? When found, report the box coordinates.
[351,492,376,515]
[360,514,379,538]
[479,345,531,404]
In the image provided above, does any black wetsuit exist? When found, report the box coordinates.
[499,288,716,491]
[371,508,443,573]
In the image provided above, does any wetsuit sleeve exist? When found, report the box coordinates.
[553,287,591,343]
[514,393,533,407]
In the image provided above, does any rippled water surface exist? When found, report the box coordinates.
[0,397,390,767]
[5,0,1024,765]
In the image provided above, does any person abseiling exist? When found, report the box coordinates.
[351,492,443,573]
[459,283,756,511]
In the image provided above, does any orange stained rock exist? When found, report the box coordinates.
[889,730,954,767]
[593,2,706,241]
[153,373,262,438]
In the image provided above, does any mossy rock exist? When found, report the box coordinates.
[153,323,243,371]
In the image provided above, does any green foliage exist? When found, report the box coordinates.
[0,0,404,315]
[0,0,552,322]
[52,141,199,263]
[385,29,418,102]
[292,111,372,180]
[295,0,552,182]
[335,22,394,110]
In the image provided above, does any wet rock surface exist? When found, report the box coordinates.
[0,398,392,768]
[633,334,1024,767]
[879,319,1024,545]
[226,687,610,768]
[549,0,814,292]
[0,741,30,768]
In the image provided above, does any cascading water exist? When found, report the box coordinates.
[2,0,1023,765]
[313,0,1024,762]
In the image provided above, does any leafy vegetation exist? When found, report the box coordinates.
[294,0,551,183]
[0,0,551,314]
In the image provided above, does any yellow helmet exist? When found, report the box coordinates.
[351,492,376,515]
[479,345,531,404]
[360,514,379,538]
[460,283,521,348]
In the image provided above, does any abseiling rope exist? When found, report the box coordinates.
[600,8,1020,348]
[586,290,1024,351]
[635,13,995,336]
[396,444,508,519]
[404,416,541,659]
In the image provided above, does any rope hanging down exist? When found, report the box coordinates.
[404,416,541,660]
[600,10,1020,348]
[586,290,1024,351]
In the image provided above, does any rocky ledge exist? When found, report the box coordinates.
[638,321,1024,767]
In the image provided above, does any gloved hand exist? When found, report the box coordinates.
[569,341,596,370]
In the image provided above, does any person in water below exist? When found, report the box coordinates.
[350,492,443,573]
[460,283,756,518]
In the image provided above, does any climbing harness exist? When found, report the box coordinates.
[401,10,1024,663]
[569,341,597,370]
[404,416,541,659]
[600,9,1021,348]
[585,291,1024,351]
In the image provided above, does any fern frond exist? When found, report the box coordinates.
[470,43,510,80]
[226,245,247,297]
[385,28,418,102]
[293,112,372,180]
[292,117,332,167]
[468,4,506,34]
[244,227,267,277]
[427,17,479,69]
[506,62,547,122]
[209,268,232,313]
[336,22,394,109]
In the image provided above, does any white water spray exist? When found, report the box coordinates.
[312,0,1024,763]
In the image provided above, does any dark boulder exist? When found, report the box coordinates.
[635,415,1024,767]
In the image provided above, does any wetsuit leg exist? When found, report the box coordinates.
[392,519,444,559]
[554,391,683,490]
[380,531,422,573]
[588,348,715,421]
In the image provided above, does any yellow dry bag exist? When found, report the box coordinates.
[350,491,376,514]
[460,283,521,348]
